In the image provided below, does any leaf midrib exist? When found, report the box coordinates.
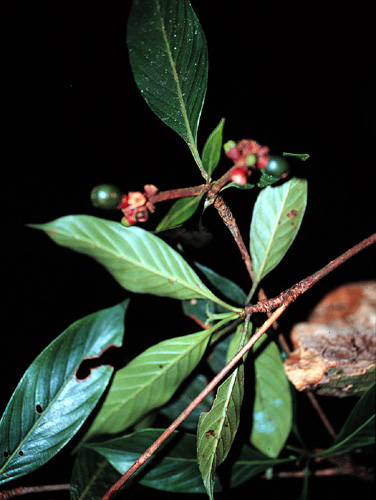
[156,0,194,146]
[54,223,216,300]
[101,330,212,420]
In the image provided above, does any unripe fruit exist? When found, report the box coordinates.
[91,184,122,210]
[264,156,290,178]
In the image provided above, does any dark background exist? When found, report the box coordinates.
[4,1,375,498]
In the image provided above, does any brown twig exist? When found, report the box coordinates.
[0,484,70,500]
[243,233,376,315]
[213,195,254,281]
[149,165,237,205]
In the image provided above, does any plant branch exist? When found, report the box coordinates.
[149,165,239,205]
[213,195,254,281]
[243,233,376,315]
[0,484,70,500]
[100,233,376,500]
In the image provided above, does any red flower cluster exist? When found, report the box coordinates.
[119,184,158,226]
[224,139,269,185]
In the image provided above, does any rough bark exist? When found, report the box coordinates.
[284,281,376,397]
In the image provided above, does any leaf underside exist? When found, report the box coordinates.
[31,215,238,311]
[250,177,308,286]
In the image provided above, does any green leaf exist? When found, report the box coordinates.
[250,177,307,287]
[127,0,208,173]
[87,430,210,494]
[222,181,256,191]
[250,335,293,458]
[197,364,244,499]
[0,302,128,485]
[283,152,310,161]
[202,118,225,178]
[315,382,375,458]
[80,325,223,442]
[31,215,240,312]
[87,429,295,494]
[182,263,246,328]
[155,195,203,232]
[257,171,281,188]
[70,448,125,500]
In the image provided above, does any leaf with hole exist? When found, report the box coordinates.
[250,177,307,287]
[31,216,240,312]
[0,301,128,485]
[127,0,208,172]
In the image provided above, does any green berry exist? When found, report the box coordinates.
[91,184,122,210]
[264,156,290,178]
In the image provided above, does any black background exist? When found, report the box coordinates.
[4,1,375,498]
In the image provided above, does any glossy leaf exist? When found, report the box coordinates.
[80,325,224,442]
[127,0,208,169]
[315,382,375,458]
[31,216,240,312]
[87,429,208,494]
[250,177,307,286]
[87,429,295,494]
[71,448,125,500]
[155,195,203,232]
[250,335,293,458]
[0,302,128,485]
[202,118,225,178]
[197,364,244,499]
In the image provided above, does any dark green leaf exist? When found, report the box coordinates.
[0,302,128,485]
[250,177,308,287]
[86,429,208,494]
[31,216,240,311]
[155,195,203,232]
[315,382,375,458]
[257,171,281,188]
[70,448,125,500]
[159,373,214,431]
[87,429,295,494]
[127,0,208,173]
[250,335,293,458]
[202,118,225,178]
